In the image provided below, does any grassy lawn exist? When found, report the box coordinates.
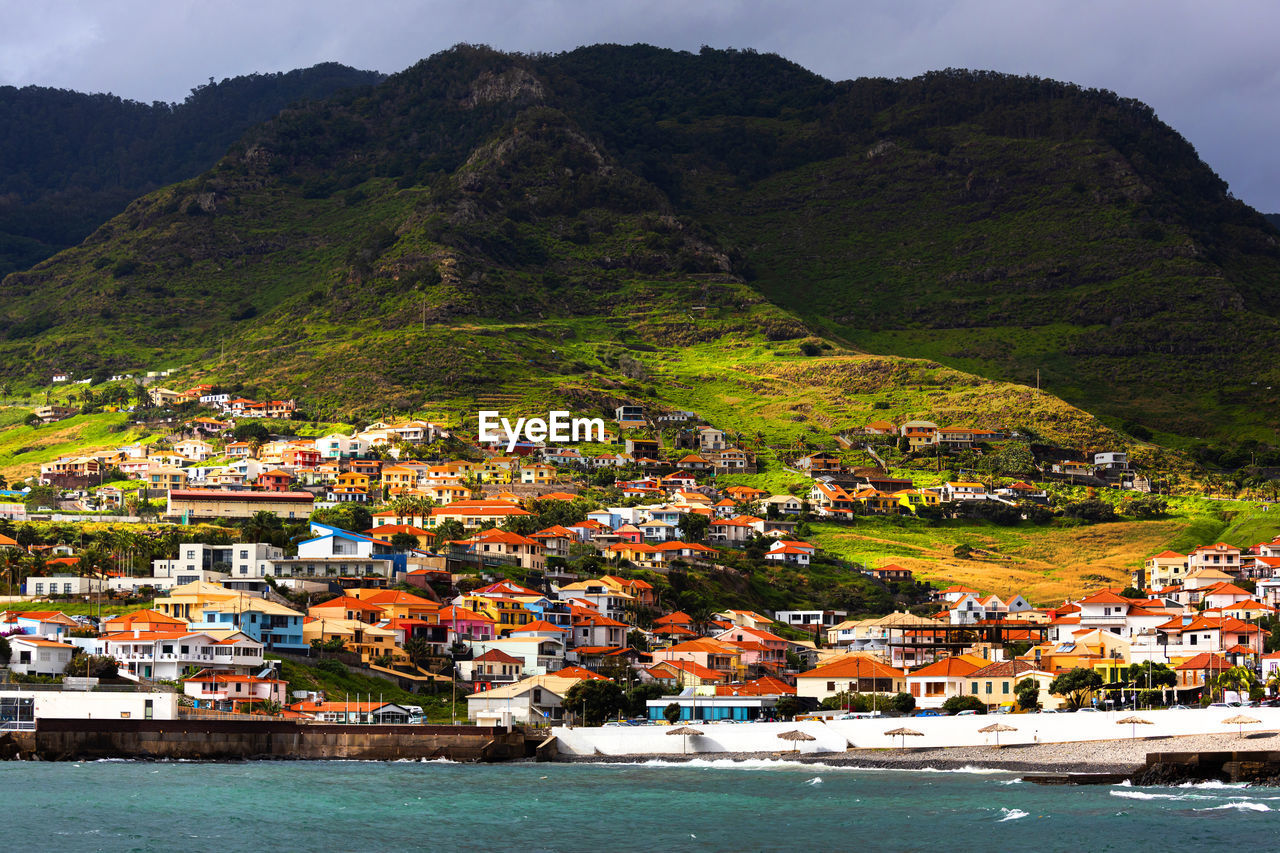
[272,656,466,723]
[7,599,154,617]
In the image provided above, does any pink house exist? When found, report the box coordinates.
[614,524,644,545]
[438,605,496,641]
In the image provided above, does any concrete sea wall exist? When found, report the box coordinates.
[554,707,1280,756]
[19,719,527,762]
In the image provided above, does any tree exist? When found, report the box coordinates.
[942,695,986,715]
[624,683,666,717]
[390,532,419,552]
[244,510,284,545]
[403,637,432,669]
[1213,665,1258,703]
[663,702,682,724]
[1050,667,1104,710]
[564,679,626,725]
[1119,586,1144,599]
[676,511,709,542]
[311,504,372,533]
[434,519,466,544]
[1014,677,1041,711]
[890,692,915,714]
[0,635,9,665]
[773,695,802,720]
[68,651,118,679]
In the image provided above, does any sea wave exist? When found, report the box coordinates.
[997,808,1029,822]
[1194,802,1271,812]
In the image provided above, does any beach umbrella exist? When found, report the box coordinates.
[667,726,704,755]
[777,729,817,754]
[978,722,1017,746]
[1117,715,1154,739]
[883,727,924,748]
[1222,715,1261,737]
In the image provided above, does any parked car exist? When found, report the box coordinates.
[1075,707,1099,713]
[1208,702,1231,709]
[1038,708,1058,714]
[1167,704,1191,710]
[955,710,979,716]
[914,709,944,717]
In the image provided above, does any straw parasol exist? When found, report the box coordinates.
[883,726,924,748]
[1222,714,1261,737]
[978,722,1017,745]
[1117,715,1154,739]
[666,726,704,755]
[777,729,818,754]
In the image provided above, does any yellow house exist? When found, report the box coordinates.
[154,581,239,622]
[461,595,534,635]
[335,471,371,491]
[381,465,421,493]
[302,616,401,664]
[520,464,558,485]
[893,489,940,513]
[148,467,188,492]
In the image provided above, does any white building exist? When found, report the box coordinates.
[100,630,264,681]
[8,637,76,677]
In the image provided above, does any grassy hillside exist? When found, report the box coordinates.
[1,44,1276,453]
[812,498,1280,604]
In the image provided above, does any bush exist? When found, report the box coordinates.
[890,692,916,714]
[663,702,682,724]
[316,658,347,676]
[1062,499,1117,523]
[942,695,986,715]
[953,543,973,559]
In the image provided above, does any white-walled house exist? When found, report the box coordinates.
[8,637,76,677]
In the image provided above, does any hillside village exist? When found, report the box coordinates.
[3,387,1280,726]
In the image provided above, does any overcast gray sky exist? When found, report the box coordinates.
[3,0,1279,210]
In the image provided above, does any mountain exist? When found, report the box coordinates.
[2,44,1278,447]
[0,63,384,277]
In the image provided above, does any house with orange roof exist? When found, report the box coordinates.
[460,649,525,689]
[795,654,906,702]
[650,638,744,679]
[183,668,288,710]
[714,625,788,670]
[808,480,856,519]
[1188,542,1242,575]
[1173,652,1231,691]
[1200,582,1254,610]
[904,653,992,708]
[1,609,78,639]
[366,524,435,550]
[427,499,532,529]
[714,609,775,631]
[101,609,189,634]
[1143,549,1189,590]
[599,575,656,608]
[308,595,386,625]
[457,528,545,571]
[437,605,496,641]
[8,636,76,677]
[100,630,264,681]
[645,658,727,688]
[764,539,816,565]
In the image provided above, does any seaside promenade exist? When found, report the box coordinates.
[553,707,1280,759]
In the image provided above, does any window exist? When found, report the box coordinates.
[827,681,836,692]
[985,682,993,694]
[971,682,978,694]
[1002,682,1010,694]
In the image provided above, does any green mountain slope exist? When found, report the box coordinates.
[0,63,383,277]
[1,45,1277,446]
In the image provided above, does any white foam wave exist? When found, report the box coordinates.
[805,776,823,786]
[1174,780,1248,789]
[1111,790,1184,801]
[997,808,1029,822]
[1195,802,1271,812]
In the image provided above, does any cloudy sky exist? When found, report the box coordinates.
[3,0,1279,210]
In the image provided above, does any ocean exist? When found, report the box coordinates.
[2,759,1276,851]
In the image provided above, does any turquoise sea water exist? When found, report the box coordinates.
[1,758,1276,852]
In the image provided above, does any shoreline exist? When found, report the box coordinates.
[554,729,1280,775]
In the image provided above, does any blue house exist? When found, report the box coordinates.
[192,596,307,652]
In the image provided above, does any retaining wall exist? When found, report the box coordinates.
[25,719,526,762]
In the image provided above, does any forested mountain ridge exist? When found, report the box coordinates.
[0,62,383,277]
[2,44,1278,448]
